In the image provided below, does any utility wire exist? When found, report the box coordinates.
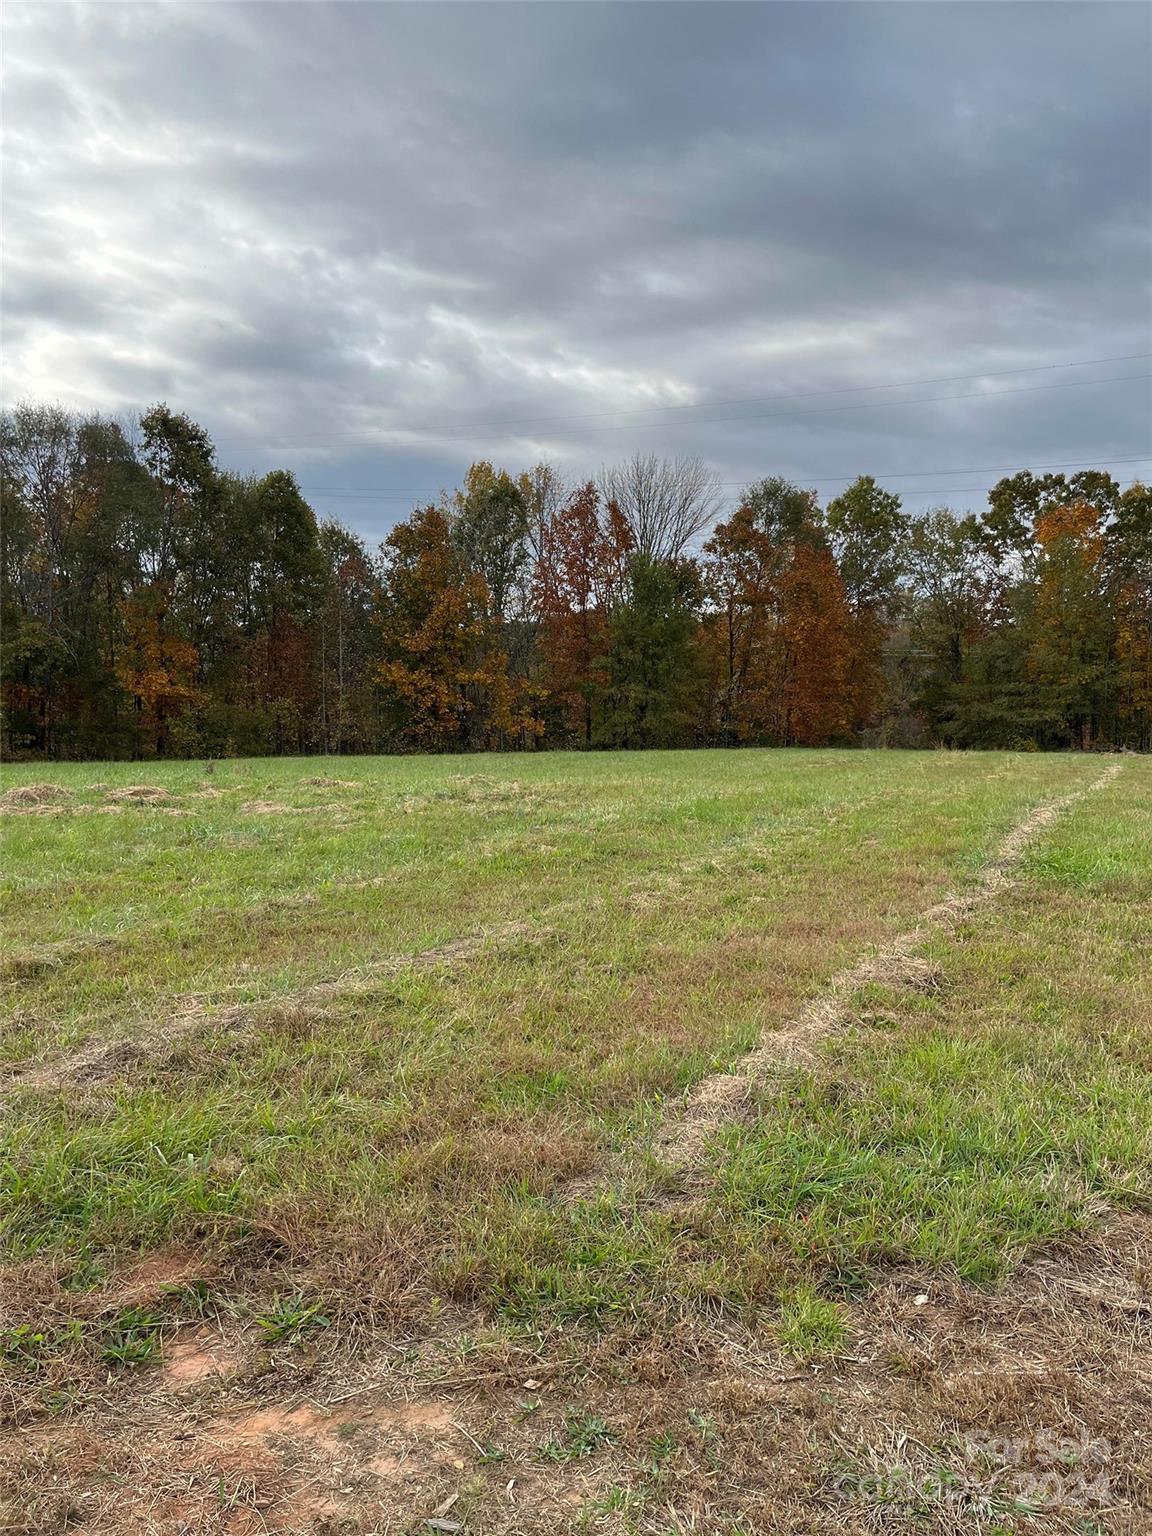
[297,452,1152,500]
[214,354,1152,446]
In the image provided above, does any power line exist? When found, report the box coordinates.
[215,355,1152,447]
[297,452,1152,500]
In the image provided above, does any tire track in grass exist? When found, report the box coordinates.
[0,768,916,1088]
[0,923,550,1101]
[652,762,1124,1176]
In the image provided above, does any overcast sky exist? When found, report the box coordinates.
[4,1,1150,540]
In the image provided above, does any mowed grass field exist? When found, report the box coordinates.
[1,748,1150,1535]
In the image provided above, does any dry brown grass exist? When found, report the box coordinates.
[5,1213,1148,1534]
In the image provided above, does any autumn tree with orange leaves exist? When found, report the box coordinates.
[377,505,540,751]
[1016,501,1117,750]
[776,537,854,745]
[701,487,854,745]
[115,589,201,757]
[533,483,632,744]
[2,402,1148,759]
[700,505,780,742]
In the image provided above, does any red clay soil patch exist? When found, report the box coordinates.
[136,1392,472,1535]
[117,1247,219,1300]
[163,1329,240,1388]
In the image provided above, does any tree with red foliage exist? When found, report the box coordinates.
[700,505,779,742]
[533,483,632,744]
[777,539,854,745]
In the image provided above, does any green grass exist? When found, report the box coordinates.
[2,748,1148,1346]
[711,768,1152,1291]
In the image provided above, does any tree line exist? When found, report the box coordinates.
[2,401,1149,759]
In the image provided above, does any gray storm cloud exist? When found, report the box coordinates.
[3,1,1149,537]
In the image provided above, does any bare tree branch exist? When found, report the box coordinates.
[597,453,723,560]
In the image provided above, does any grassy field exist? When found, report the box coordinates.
[1,748,1149,1535]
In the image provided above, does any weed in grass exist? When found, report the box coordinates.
[252,1295,330,1344]
[576,1482,650,1529]
[2,1326,51,1370]
[99,1307,166,1367]
[687,1409,716,1442]
[776,1284,848,1359]
[163,1276,216,1316]
[2,1320,85,1370]
[58,1255,106,1292]
[646,1429,679,1469]
[539,1409,619,1462]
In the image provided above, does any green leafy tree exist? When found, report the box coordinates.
[600,554,703,748]
[905,509,995,744]
[451,461,531,625]
[317,521,383,754]
[825,476,909,735]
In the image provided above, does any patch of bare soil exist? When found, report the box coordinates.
[120,1247,221,1300]
[0,923,552,1100]
[651,763,1123,1176]
[163,1330,241,1389]
[4,1211,1148,1534]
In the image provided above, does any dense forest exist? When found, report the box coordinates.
[2,402,1149,759]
